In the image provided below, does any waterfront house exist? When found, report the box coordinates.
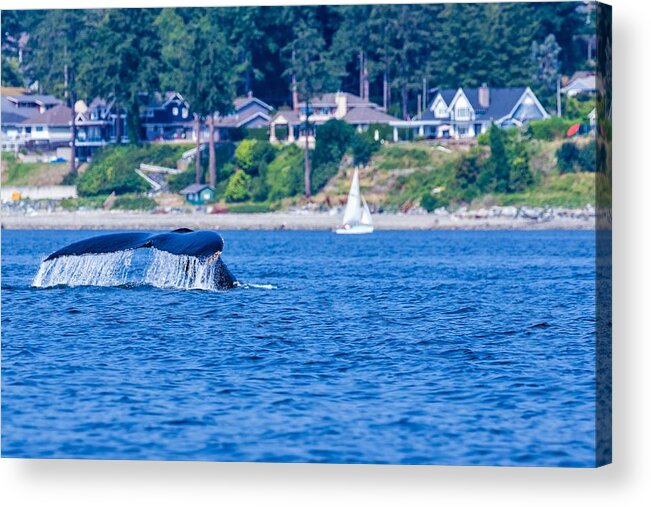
[1,92,63,151]
[269,91,400,147]
[180,183,216,205]
[397,84,550,139]
[19,104,73,151]
[141,92,193,142]
[562,71,596,97]
[75,98,128,159]
[214,94,273,140]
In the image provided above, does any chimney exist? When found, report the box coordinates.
[479,83,490,109]
[335,92,347,119]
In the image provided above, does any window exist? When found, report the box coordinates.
[35,126,44,132]
[457,125,468,136]
[172,107,179,116]
[182,108,188,118]
[456,107,471,120]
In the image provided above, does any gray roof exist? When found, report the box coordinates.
[21,104,72,126]
[233,96,273,112]
[298,92,373,109]
[428,87,541,121]
[180,183,214,194]
[6,94,62,107]
[343,107,400,124]
[271,109,301,125]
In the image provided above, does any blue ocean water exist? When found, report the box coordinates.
[1,229,597,466]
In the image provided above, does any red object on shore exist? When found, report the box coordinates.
[566,123,581,137]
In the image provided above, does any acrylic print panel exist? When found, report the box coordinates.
[0,1,611,467]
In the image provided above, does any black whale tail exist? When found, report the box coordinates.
[43,229,237,289]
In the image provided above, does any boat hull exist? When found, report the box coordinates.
[335,225,374,235]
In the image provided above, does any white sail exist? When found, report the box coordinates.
[342,167,362,226]
[360,196,373,226]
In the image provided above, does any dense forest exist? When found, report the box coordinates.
[2,2,595,122]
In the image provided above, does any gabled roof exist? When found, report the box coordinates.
[427,86,548,122]
[343,107,400,124]
[1,96,35,123]
[233,96,273,112]
[21,104,72,126]
[6,94,62,107]
[271,109,301,125]
[431,89,457,106]
[146,92,188,109]
[215,110,270,128]
[180,183,214,194]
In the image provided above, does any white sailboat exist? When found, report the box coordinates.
[335,167,374,234]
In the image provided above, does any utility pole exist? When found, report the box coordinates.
[556,76,562,117]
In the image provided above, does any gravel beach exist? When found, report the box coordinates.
[1,208,596,230]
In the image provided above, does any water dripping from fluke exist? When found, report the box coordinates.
[32,229,238,291]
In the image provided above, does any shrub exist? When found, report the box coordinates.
[234,139,276,176]
[168,168,196,192]
[227,202,275,213]
[527,117,575,141]
[377,145,430,170]
[556,142,580,174]
[112,195,157,211]
[454,149,486,189]
[312,119,355,169]
[266,144,304,200]
[351,134,380,166]
[77,144,189,196]
[508,144,533,192]
[488,124,511,193]
[224,169,252,202]
[578,140,596,172]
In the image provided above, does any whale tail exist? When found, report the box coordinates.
[37,229,237,290]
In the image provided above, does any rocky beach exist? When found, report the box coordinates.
[1,204,597,230]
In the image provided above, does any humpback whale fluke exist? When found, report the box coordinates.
[36,229,237,290]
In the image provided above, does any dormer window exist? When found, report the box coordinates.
[182,108,188,118]
[456,107,471,120]
[172,107,179,116]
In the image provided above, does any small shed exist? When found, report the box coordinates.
[180,183,216,205]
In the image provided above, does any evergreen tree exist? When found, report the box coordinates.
[28,9,91,175]
[532,34,561,108]
[508,143,533,192]
[488,123,511,193]
[79,8,163,144]
[158,8,236,186]
[282,12,334,197]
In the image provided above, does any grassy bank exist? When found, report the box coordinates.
[1,153,70,186]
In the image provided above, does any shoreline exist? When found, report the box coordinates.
[1,210,596,231]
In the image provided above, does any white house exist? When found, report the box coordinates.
[19,104,73,150]
[562,71,596,97]
[1,93,63,152]
[396,84,550,139]
[269,91,400,147]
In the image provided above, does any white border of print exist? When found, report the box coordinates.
[1,1,650,506]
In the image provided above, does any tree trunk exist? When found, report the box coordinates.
[303,100,311,198]
[292,49,299,112]
[208,115,217,188]
[69,99,77,175]
[363,52,369,101]
[402,86,408,120]
[115,101,121,145]
[359,50,364,99]
[195,114,202,184]
[304,132,311,198]
[383,69,388,111]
